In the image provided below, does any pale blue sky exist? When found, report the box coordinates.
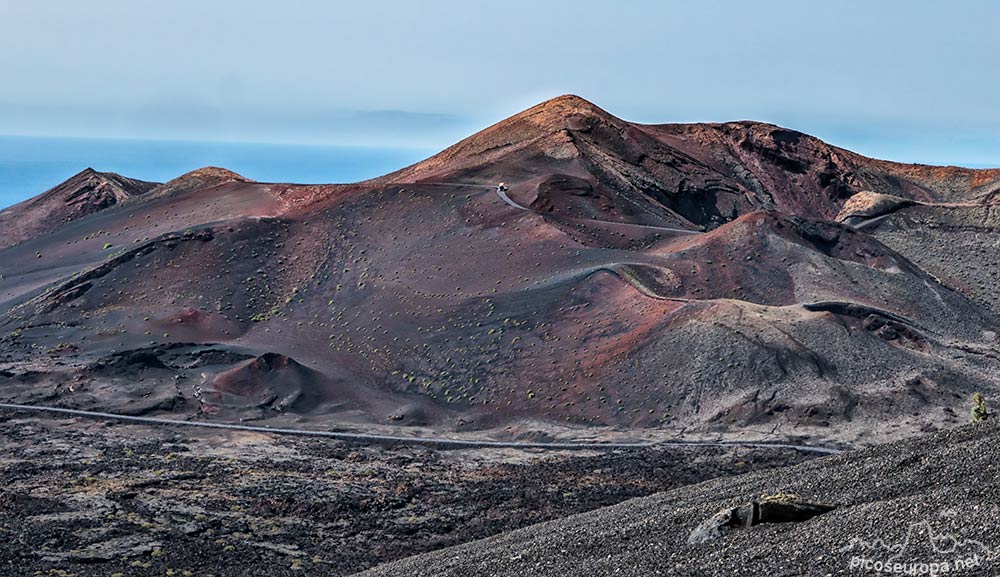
[1,0,998,166]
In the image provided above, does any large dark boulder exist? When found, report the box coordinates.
[688,493,836,544]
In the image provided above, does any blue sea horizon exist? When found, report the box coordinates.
[0,135,435,210]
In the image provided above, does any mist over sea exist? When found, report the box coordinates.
[0,135,433,209]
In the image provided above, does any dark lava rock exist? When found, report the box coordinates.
[688,493,836,544]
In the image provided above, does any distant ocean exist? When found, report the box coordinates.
[0,135,435,210]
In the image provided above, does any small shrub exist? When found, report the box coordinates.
[971,392,989,423]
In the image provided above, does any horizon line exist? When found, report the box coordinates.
[0,131,440,151]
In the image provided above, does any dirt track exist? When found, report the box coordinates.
[0,403,842,454]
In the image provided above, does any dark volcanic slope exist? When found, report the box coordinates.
[646,120,1000,220]
[1,95,999,444]
[0,168,159,249]
[835,191,1000,316]
[0,413,812,577]
[359,421,1000,577]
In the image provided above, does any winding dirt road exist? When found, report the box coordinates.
[0,403,842,454]
[495,184,702,235]
[411,181,702,235]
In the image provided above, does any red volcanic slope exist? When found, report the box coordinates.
[0,168,159,249]
[382,95,1000,226]
[1,95,999,443]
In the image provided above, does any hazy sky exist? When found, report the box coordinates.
[1,0,998,165]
